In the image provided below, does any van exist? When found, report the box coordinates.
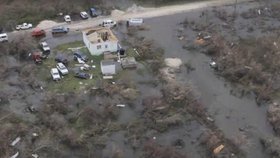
[101,19,117,28]
[52,26,69,34]
[0,33,8,42]
[126,18,144,27]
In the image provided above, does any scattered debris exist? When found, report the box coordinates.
[257,9,261,15]
[203,35,212,40]
[27,106,37,113]
[103,76,113,79]
[116,104,126,108]
[31,154,39,158]
[32,133,39,137]
[104,52,118,60]
[133,48,140,56]
[260,137,280,157]
[10,152,19,158]
[195,38,206,45]
[10,137,21,146]
[178,36,184,40]
[77,57,85,64]
[206,117,214,122]
[213,144,225,154]
[209,61,217,69]
[267,103,280,135]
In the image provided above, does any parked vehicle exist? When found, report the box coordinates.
[52,26,69,34]
[74,72,90,79]
[100,19,117,28]
[80,11,89,19]
[55,55,68,65]
[64,15,71,22]
[74,51,88,62]
[209,61,218,70]
[0,33,8,42]
[89,7,98,17]
[40,41,50,53]
[32,28,46,37]
[32,51,43,64]
[50,68,61,81]
[126,18,144,27]
[16,23,32,30]
[56,63,69,75]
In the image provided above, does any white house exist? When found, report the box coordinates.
[100,60,116,75]
[82,27,118,56]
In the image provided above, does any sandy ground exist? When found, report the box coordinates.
[36,20,58,29]
[164,58,183,69]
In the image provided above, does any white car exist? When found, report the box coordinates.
[50,68,61,81]
[64,15,71,22]
[56,63,69,75]
[40,41,50,52]
[101,19,117,28]
[0,33,8,42]
[16,23,33,30]
[80,11,89,19]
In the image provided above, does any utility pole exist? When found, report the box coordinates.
[234,0,237,18]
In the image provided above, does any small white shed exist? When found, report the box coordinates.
[100,60,116,75]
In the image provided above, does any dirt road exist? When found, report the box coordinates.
[10,0,252,35]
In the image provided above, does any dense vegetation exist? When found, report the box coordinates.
[0,0,201,31]
[0,0,103,31]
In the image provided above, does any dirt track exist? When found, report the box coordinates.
[13,0,252,34]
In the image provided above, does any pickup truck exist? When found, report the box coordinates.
[16,23,33,30]
[40,41,50,53]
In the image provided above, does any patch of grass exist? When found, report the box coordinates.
[55,41,84,52]
[36,42,103,93]
[136,68,146,76]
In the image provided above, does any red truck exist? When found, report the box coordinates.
[31,28,46,37]
[32,51,48,64]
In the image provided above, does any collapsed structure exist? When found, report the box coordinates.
[82,27,119,56]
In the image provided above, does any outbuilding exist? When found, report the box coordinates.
[100,60,116,75]
[127,18,144,27]
[121,57,137,69]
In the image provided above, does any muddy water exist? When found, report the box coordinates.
[8,2,276,157]
[139,3,275,158]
